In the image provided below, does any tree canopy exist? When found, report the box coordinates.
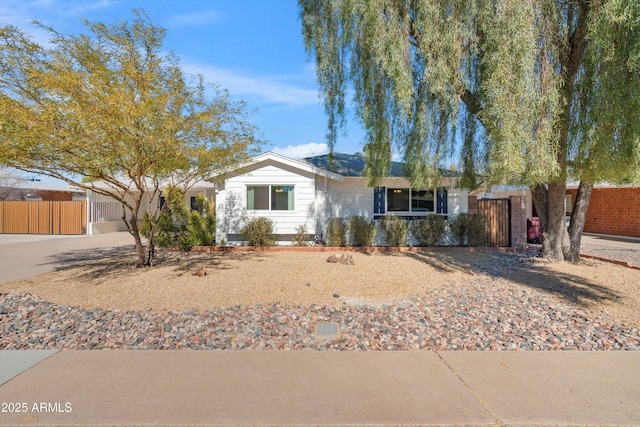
[300,0,640,261]
[0,11,261,266]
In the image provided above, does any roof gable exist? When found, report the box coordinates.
[211,152,344,182]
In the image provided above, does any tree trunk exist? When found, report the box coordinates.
[130,220,146,268]
[565,180,593,263]
[122,200,146,268]
[531,184,548,234]
[540,181,569,261]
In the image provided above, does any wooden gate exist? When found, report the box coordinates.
[477,198,511,247]
[0,201,86,235]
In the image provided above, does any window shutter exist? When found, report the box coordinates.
[436,188,448,214]
[374,187,386,214]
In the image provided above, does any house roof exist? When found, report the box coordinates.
[9,180,86,193]
[302,153,461,178]
[212,151,345,182]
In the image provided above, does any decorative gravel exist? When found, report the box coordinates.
[2,275,639,351]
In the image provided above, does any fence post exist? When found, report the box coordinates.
[467,195,478,214]
[510,195,527,248]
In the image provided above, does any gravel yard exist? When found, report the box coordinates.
[1,249,639,350]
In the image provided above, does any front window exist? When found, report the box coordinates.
[387,188,434,212]
[387,188,410,211]
[411,189,434,212]
[247,185,294,211]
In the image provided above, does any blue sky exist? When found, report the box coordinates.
[1,0,370,172]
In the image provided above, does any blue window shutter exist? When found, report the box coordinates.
[374,187,386,214]
[437,188,448,214]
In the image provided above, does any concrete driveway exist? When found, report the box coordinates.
[0,232,137,284]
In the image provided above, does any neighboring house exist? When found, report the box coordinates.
[474,181,640,239]
[566,183,640,238]
[210,152,469,245]
[0,180,86,201]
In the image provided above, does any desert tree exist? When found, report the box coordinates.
[300,0,640,261]
[0,11,261,267]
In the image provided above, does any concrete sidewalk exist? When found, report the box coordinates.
[0,350,638,426]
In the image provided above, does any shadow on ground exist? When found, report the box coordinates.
[43,245,622,309]
[47,247,273,283]
[400,249,621,307]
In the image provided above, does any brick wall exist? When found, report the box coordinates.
[34,190,74,201]
[567,187,640,238]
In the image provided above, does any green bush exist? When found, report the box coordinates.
[142,188,190,249]
[142,191,216,251]
[379,215,408,247]
[412,215,447,246]
[449,213,487,247]
[326,217,348,246]
[241,217,277,248]
[292,224,310,246]
[349,216,375,247]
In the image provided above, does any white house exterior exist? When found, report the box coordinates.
[211,152,469,245]
[212,152,343,243]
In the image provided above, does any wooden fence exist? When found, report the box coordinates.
[477,198,511,247]
[0,201,87,235]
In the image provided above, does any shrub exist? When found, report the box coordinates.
[449,213,487,247]
[349,216,375,247]
[241,217,277,248]
[379,215,408,247]
[141,188,190,249]
[142,191,216,251]
[186,194,216,246]
[412,215,447,246]
[326,217,348,246]
[292,224,310,246]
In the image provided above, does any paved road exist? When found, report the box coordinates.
[0,232,136,284]
[581,234,640,268]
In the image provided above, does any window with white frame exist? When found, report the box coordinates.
[246,185,295,211]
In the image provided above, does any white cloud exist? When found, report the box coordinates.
[65,0,114,16]
[273,143,328,159]
[183,63,319,107]
[168,10,225,27]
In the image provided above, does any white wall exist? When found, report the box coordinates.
[216,160,318,243]
[319,177,468,219]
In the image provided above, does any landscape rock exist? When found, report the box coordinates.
[1,280,638,351]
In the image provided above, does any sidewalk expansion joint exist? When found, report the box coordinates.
[434,350,504,426]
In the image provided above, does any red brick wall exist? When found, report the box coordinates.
[34,190,74,201]
[567,188,640,238]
